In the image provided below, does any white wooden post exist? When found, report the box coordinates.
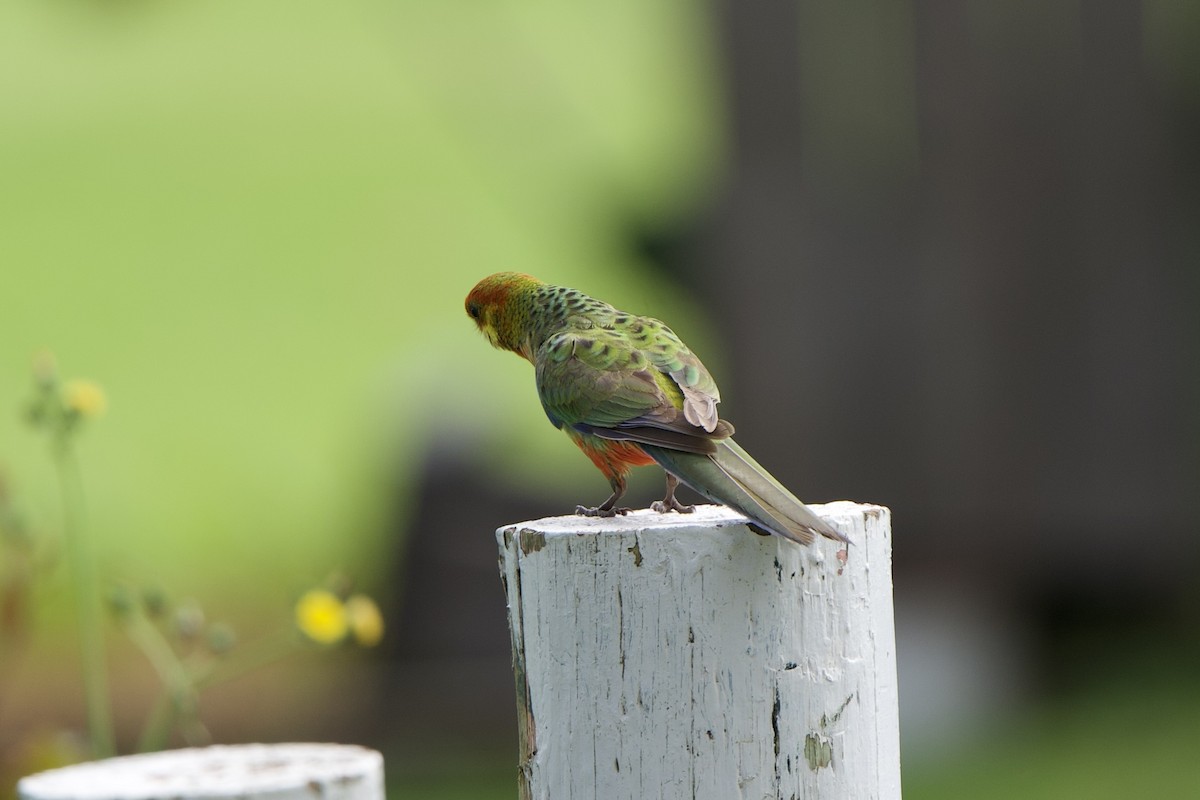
[17,743,384,800]
[497,502,899,800]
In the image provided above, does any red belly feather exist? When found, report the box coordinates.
[568,430,656,482]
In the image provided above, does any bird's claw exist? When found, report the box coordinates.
[651,499,695,514]
[575,505,632,518]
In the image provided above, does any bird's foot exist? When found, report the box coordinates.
[575,505,632,518]
[651,498,695,514]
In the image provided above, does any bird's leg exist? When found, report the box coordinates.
[651,472,695,514]
[576,474,632,517]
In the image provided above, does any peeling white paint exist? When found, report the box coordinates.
[498,502,901,800]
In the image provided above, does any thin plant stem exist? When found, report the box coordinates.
[55,440,116,758]
[136,691,176,753]
[124,610,198,752]
[128,617,298,751]
[125,611,192,690]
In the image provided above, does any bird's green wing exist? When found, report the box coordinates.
[535,327,731,454]
[607,316,722,432]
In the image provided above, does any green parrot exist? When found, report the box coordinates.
[465,272,847,546]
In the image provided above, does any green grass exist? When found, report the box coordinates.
[386,757,514,800]
[904,661,1200,799]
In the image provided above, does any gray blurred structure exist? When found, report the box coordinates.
[705,0,1195,566]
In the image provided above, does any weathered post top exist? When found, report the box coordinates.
[17,743,384,800]
[497,502,900,800]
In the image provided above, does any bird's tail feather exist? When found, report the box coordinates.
[641,439,848,546]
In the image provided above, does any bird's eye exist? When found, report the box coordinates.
[468,303,481,320]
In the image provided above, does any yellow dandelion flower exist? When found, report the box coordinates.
[345,595,384,647]
[295,589,347,645]
[63,380,107,418]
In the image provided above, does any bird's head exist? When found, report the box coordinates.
[465,272,544,359]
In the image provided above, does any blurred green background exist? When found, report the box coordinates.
[2,0,1199,797]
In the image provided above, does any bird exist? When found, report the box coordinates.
[464,272,847,546]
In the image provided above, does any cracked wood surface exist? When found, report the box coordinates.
[497,502,900,800]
